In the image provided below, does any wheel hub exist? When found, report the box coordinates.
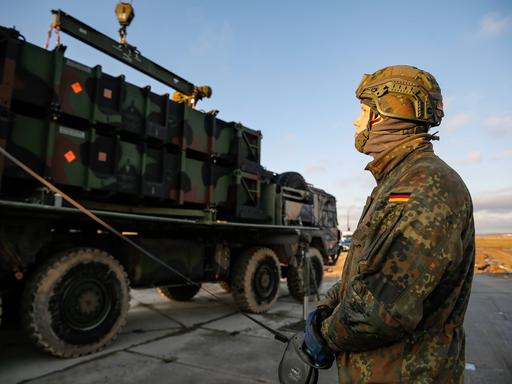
[79,290,101,315]
[253,260,277,302]
[62,278,111,331]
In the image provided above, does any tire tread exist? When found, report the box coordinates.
[286,247,324,302]
[21,248,129,358]
[231,247,280,314]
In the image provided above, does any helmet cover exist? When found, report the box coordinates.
[355,65,444,127]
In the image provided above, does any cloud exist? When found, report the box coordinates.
[457,150,482,164]
[443,112,472,132]
[492,149,512,160]
[474,210,512,234]
[483,115,512,135]
[480,13,512,37]
[473,189,512,233]
[474,191,512,212]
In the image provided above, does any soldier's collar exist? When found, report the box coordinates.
[365,134,434,182]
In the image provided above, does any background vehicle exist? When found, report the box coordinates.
[339,231,353,251]
[0,10,339,357]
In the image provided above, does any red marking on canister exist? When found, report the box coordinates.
[71,82,83,94]
[98,152,108,162]
[64,150,76,163]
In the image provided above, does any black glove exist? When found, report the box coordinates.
[303,305,334,369]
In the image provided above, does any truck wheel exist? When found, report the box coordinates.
[231,247,281,313]
[0,295,2,328]
[287,247,324,302]
[21,248,130,358]
[156,284,201,301]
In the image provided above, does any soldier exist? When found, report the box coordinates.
[171,85,212,109]
[303,65,475,383]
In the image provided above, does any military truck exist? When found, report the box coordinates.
[0,10,339,357]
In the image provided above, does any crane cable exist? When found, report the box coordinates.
[44,2,136,49]
[43,13,61,49]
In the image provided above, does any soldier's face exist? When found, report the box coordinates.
[353,104,372,137]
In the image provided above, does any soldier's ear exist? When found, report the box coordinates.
[370,111,384,126]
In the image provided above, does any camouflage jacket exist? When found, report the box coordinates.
[320,135,475,384]
[171,91,194,106]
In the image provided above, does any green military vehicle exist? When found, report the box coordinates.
[0,10,340,357]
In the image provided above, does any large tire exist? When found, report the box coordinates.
[0,295,2,328]
[231,247,281,313]
[287,247,324,302]
[156,284,201,301]
[21,248,130,358]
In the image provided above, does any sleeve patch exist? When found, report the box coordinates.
[388,192,411,203]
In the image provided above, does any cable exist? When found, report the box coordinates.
[43,14,61,49]
[0,145,290,343]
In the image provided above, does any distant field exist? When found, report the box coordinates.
[325,234,512,280]
[475,234,512,273]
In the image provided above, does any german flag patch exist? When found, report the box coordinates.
[388,192,411,203]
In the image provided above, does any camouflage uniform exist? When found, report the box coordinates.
[171,90,193,106]
[320,133,475,383]
[171,85,212,108]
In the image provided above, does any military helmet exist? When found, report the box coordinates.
[195,85,212,98]
[355,65,444,127]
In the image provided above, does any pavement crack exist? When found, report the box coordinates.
[130,299,187,328]
[130,296,241,330]
[17,349,121,384]
[198,325,293,343]
[194,310,239,327]
[123,311,239,351]
[124,349,177,364]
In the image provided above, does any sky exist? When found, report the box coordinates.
[1,0,511,234]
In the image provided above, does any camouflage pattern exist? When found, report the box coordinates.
[171,90,193,105]
[3,33,169,140]
[0,17,343,356]
[320,135,475,383]
[171,85,211,108]
[170,105,262,163]
[3,112,247,206]
[285,187,340,259]
[356,65,444,127]
[0,22,339,239]
[0,27,261,164]
[58,59,169,141]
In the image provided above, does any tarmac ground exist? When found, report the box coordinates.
[0,262,510,384]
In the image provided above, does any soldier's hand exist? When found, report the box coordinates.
[303,306,335,369]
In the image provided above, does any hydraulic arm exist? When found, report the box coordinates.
[51,9,195,95]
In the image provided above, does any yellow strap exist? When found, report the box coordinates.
[0,145,290,341]
[0,144,226,312]
[0,146,115,231]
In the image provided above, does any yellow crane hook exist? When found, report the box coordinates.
[115,2,135,45]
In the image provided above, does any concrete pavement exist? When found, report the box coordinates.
[464,274,512,383]
[0,273,510,383]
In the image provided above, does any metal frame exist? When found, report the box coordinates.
[52,10,195,95]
